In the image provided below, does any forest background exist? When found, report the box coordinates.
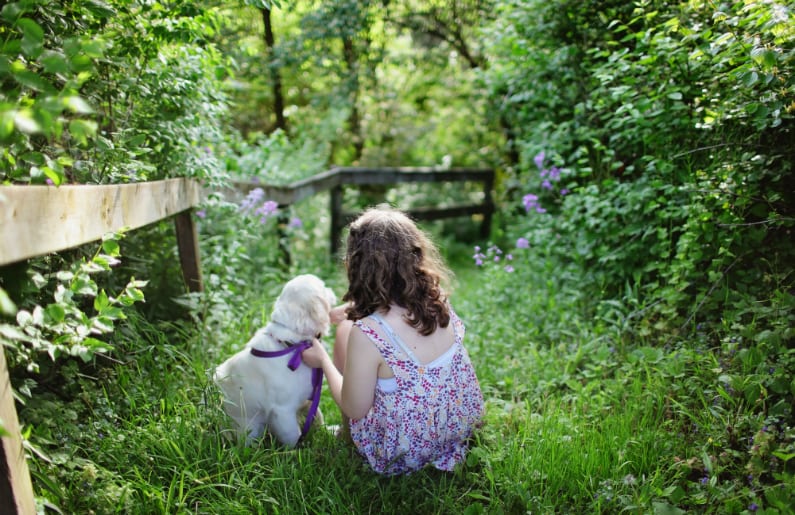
[0,0,793,513]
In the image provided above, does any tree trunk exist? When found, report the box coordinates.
[261,8,286,132]
[343,36,363,161]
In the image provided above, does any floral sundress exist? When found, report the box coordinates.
[349,308,484,475]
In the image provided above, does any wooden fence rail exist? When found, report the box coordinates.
[0,178,204,288]
[0,166,493,513]
[233,166,495,255]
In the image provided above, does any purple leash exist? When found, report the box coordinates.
[250,340,323,440]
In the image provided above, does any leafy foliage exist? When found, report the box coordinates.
[488,0,794,325]
[1,0,794,512]
[0,0,232,185]
[0,232,146,406]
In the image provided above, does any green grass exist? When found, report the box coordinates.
[18,244,794,514]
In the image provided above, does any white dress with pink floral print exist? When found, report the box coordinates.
[349,308,484,475]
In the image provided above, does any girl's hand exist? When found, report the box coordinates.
[301,338,329,369]
[329,303,349,325]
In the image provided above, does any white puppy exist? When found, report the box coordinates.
[214,274,336,446]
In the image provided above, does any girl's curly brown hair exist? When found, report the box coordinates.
[342,206,452,335]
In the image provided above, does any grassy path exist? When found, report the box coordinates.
[24,257,708,513]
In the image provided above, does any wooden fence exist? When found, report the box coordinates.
[233,166,495,255]
[0,178,202,514]
[0,166,494,513]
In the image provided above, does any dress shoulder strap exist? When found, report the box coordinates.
[366,313,420,363]
[353,315,402,366]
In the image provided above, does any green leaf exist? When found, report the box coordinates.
[92,317,114,333]
[29,272,47,289]
[750,47,777,69]
[101,239,120,256]
[40,50,70,74]
[84,1,117,19]
[63,96,94,114]
[94,289,109,311]
[742,70,759,87]
[54,272,73,283]
[83,337,112,352]
[79,39,106,59]
[125,286,145,303]
[13,69,54,93]
[771,451,795,462]
[0,324,28,342]
[43,167,64,186]
[13,109,40,133]
[68,119,97,145]
[0,287,16,316]
[1,3,25,22]
[17,18,44,58]
[99,307,124,320]
[653,502,686,515]
[45,303,65,323]
[0,109,14,139]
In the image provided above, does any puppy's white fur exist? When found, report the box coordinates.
[214,274,336,446]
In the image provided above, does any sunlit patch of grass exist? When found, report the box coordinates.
[22,236,793,513]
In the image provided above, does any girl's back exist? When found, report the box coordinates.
[349,306,484,475]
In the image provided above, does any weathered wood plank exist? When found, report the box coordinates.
[231,168,342,206]
[342,203,493,223]
[0,179,201,266]
[1,349,36,515]
[173,211,203,293]
[229,167,490,205]
[335,167,494,185]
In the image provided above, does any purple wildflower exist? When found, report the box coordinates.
[534,151,545,170]
[195,209,206,218]
[288,216,303,228]
[547,166,561,181]
[523,193,539,212]
[749,503,759,512]
[473,246,486,266]
[560,188,570,196]
[516,237,530,249]
[46,178,54,185]
[256,200,279,222]
[239,188,266,212]
[522,194,547,213]
[494,256,500,263]
[541,179,553,190]
[700,476,709,485]
[504,265,514,273]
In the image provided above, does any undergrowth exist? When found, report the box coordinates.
[15,224,793,513]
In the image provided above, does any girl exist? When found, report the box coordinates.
[301,206,484,475]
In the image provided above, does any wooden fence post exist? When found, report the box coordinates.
[276,212,292,269]
[1,349,36,515]
[330,185,344,257]
[481,172,495,239]
[174,210,204,293]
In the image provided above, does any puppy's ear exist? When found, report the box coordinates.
[305,288,334,336]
